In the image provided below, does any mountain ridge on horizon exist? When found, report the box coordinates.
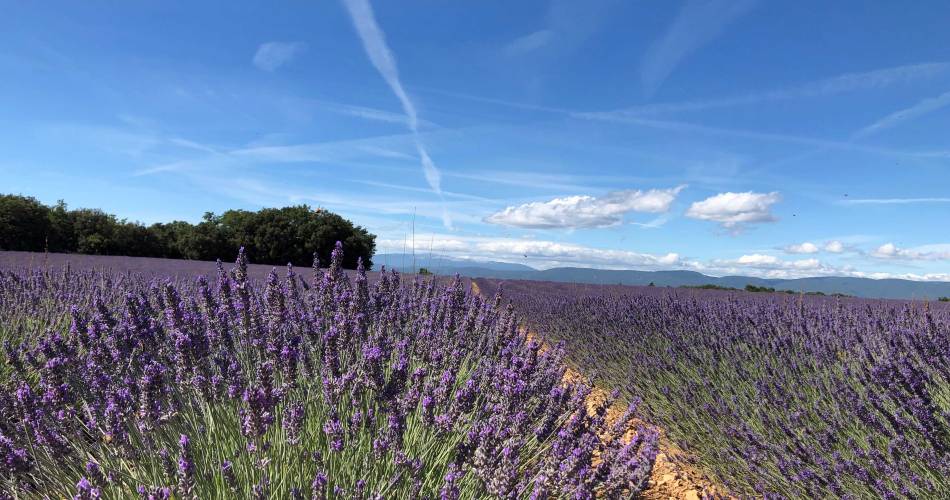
[375,253,950,300]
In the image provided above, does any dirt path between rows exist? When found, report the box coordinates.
[471,282,733,500]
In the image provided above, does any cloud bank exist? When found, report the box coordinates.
[379,234,682,270]
[378,234,950,281]
[871,243,950,261]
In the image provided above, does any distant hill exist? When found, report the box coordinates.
[404,263,950,300]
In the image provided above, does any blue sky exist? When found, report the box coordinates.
[3,0,950,280]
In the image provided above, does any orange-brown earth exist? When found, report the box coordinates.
[470,282,733,500]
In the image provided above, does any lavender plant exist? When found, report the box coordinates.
[481,279,950,499]
[0,245,656,498]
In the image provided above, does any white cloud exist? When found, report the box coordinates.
[785,242,820,254]
[484,186,685,229]
[784,240,847,254]
[340,0,450,227]
[736,254,780,265]
[736,254,821,270]
[824,240,845,253]
[871,243,901,259]
[853,89,950,139]
[685,191,780,231]
[871,243,950,261]
[640,0,758,97]
[252,42,306,71]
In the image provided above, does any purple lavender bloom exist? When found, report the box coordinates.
[311,470,328,498]
[323,417,344,452]
[0,432,32,476]
[282,400,306,445]
[73,477,101,500]
[440,464,464,500]
[221,460,237,492]
[177,434,196,497]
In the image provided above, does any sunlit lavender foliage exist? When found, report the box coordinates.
[0,245,657,498]
[480,279,950,499]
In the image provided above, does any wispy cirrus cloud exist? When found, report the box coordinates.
[852,89,950,139]
[840,197,950,205]
[598,62,950,116]
[485,186,686,229]
[685,191,780,232]
[320,102,434,127]
[504,30,556,56]
[252,42,306,72]
[641,0,758,97]
[502,0,613,58]
[340,0,450,227]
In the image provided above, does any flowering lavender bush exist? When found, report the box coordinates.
[0,245,657,498]
[480,279,950,498]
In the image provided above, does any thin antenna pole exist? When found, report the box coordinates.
[401,224,407,272]
[427,235,434,273]
[411,207,416,274]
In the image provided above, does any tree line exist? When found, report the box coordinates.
[0,194,376,269]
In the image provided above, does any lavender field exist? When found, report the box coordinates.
[476,279,950,498]
[0,248,657,498]
[3,247,949,499]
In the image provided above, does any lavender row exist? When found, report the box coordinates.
[0,246,656,498]
[480,278,950,499]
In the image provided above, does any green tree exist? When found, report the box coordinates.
[217,205,375,268]
[0,194,375,269]
[0,194,51,251]
[70,209,121,255]
[47,200,75,252]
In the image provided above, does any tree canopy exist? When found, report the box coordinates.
[0,194,376,269]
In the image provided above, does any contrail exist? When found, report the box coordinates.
[340,0,451,228]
